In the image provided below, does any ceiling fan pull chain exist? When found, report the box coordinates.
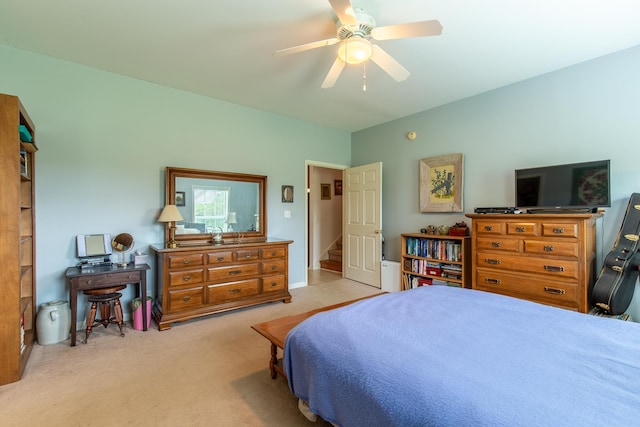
[363,63,367,92]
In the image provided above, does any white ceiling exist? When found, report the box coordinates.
[2,0,640,132]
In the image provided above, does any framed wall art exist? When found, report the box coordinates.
[419,153,464,212]
[321,183,331,200]
[175,191,185,206]
[334,179,342,196]
[282,185,294,203]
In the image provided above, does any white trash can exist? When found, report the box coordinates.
[36,300,71,345]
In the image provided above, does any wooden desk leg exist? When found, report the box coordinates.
[70,281,78,347]
[270,343,279,379]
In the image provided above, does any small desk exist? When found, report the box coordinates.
[65,263,151,346]
[251,293,385,379]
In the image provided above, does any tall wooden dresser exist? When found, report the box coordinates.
[466,213,601,312]
[150,239,292,330]
[0,94,37,385]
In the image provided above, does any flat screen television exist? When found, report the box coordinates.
[515,159,611,212]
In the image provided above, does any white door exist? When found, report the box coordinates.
[343,162,382,287]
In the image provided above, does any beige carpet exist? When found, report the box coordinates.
[0,270,381,426]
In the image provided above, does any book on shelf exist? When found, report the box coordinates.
[20,149,28,176]
[403,273,462,289]
[403,273,434,289]
[20,314,25,353]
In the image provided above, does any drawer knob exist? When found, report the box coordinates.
[543,245,554,252]
[485,278,501,284]
[271,265,277,270]
[491,242,501,248]
[516,227,525,233]
[245,254,252,259]
[182,275,191,281]
[182,295,191,302]
[228,270,241,275]
[229,288,241,294]
[271,252,277,256]
[217,256,224,261]
[270,282,278,287]
[552,228,565,234]
[183,259,191,264]
[544,287,566,295]
[543,265,565,272]
[485,258,501,265]
[484,226,493,231]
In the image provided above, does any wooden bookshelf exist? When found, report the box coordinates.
[401,233,471,290]
[0,94,37,385]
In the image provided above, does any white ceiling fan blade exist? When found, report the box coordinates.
[370,45,410,82]
[274,38,339,56]
[371,20,443,41]
[321,57,346,88]
[328,0,357,26]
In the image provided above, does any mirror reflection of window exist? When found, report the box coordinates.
[193,185,231,231]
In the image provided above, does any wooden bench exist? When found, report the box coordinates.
[251,293,385,379]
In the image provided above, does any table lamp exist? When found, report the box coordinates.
[227,211,237,232]
[158,204,183,248]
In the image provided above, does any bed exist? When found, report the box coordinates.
[283,285,640,426]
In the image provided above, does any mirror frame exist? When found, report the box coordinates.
[165,167,267,246]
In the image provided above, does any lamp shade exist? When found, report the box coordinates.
[227,212,237,224]
[158,204,184,223]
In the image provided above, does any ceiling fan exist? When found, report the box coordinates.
[274,0,443,89]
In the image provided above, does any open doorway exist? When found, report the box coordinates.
[305,161,346,286]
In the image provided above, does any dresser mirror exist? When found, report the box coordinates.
[165,167,267,245]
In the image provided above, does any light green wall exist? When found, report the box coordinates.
[0,47,351,314]
[3,43,640,320]
[353,44,640,263]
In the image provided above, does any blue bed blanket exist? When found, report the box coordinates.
[284,286,640,427]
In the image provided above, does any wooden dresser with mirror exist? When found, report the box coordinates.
[150,167,292,330]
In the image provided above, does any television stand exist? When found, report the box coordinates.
[526,207,598,214]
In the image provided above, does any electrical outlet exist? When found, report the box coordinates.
[284,210,291,218]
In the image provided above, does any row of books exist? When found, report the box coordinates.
[405,237,463,262]
[402,273,462,290]
[404,258,462,277]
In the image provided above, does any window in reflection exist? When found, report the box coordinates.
[193,185,230,232]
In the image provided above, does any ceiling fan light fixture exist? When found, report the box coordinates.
[338,37,372,65]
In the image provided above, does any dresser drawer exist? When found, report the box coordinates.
[476,237,519,253]
[235,249,259,261]
[506,222,538,236]
[475,221,505,235]
[207,263,261,283]
[262,275,286,293]
[475,269,579,309]
[207,279,260,304]
[168,287,204,311]
[207,251,233,264]
[168,253,204,269]
[475,252,579,279]
[168,268,204,287]
[541,223,578,238]
[76,271,141,288]
[262,246,286,259]
[262,260,285,274]
[523,240,578,258]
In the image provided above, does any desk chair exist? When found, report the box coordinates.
[82,286,126,344]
